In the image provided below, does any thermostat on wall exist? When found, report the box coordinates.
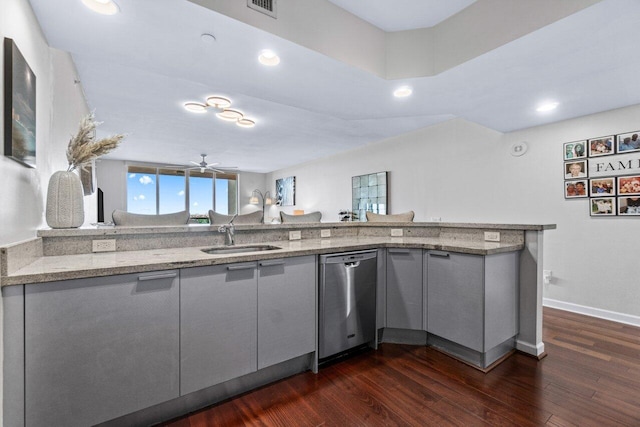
[510,141,528,157]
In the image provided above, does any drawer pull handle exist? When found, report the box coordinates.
[227,264,256,271]
[388,249,410,254]
[429,251,450,258]
[138,272,177,281]
[259,260,285,267]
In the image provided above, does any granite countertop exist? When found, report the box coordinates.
[2,237,523,287]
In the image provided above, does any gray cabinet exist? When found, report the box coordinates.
[258,256,316,369]
[24,271,180,427]
[426,250,518,367]
[180,262,258,395]
[386,248,423,330]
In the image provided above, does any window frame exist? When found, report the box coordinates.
[126,163,238,219]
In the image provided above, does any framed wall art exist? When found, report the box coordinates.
[618,175,640,196]
[590,197,616,216]
[618,197,640,215]
[275,176,295,206]
[564,180,588,199]
[589,178,615,197]
[564,160,588,179]
[588,136,614,157]
[616,131,640,153]
[563,140,587,160]
[3,38,36,168]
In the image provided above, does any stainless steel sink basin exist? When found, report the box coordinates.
[201,245,281,255]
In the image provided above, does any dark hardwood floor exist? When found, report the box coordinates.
[164,307,640,426]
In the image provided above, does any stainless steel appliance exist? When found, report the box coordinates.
[319,250,377,360]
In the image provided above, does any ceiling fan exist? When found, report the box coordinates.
[188,154,237,173]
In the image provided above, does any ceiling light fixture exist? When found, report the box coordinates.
[205,96,231,109]
[184,96,256,127]
[183,102,207,113]
[258,49,280,66]
[217,109,244,121]
[393,86,413,98]
[81,0,119,15]
[536,101,559,112]
[237,118,256,128]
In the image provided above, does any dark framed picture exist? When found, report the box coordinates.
[588,136,614,157]
[564,160,588,179]
[3,38,36,168]
[563,140,587,160]
[618,175,640,196]
[564,180,588,199]
[618,197,640,215]
[616,131,640,153]
[590,197,616,216]
[589,178,615,197]
[275,176,295,206]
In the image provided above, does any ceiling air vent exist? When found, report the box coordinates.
[247,0,277,18]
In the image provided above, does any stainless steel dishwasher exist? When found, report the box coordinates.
[319,250,377,360]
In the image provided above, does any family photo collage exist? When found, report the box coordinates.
[563,131,640,217]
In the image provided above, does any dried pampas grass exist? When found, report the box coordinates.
[66,113,125,172]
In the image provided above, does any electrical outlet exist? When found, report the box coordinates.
[92,239,116,252]
[289,230,301,240]
[390,229,403,237]
[321,229,331,238]
[484,231,500,242]
[543,270,552,285]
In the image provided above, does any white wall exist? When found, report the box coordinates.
[0,0,89,246]
[267,104,640,320]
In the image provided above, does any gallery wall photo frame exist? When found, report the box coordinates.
[587,136,614,157]
[589,177,616,197]
[3,37,36,168]
[618,175,640,196]
[563,140,587,160]
[618,196,640,215]
[616,131,640,154]
[564,180,588,199]
[275,176,295,206]
[564,160,588,179]
[590,197,616,216]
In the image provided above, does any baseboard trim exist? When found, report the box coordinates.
[515,339,545,357]
[543,298,640,328]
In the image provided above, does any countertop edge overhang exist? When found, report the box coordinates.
[36,221,557,238]
[1,237,524,287]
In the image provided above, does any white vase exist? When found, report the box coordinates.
[46,170,85,228]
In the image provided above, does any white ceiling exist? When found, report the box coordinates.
[326,0,477,31]
[27,0,640,173]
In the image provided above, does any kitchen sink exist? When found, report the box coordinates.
[201,245,282,255]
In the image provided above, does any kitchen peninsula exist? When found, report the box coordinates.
[1,221,554,427]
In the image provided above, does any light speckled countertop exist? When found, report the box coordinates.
[2,236,523,286]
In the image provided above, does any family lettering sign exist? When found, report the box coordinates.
[588,152,640,178]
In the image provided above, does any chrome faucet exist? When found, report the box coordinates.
[218,214,238,246]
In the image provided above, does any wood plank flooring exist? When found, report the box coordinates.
[163,307,640,426]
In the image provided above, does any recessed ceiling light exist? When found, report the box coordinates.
[184,102,207,113]
[200,33,216,44]
[258,50,280,66]
[81,0,119,15]
[393,86,412,98]
[216,109,244,121]
[237,118,256,128]
[536,101,559,112]
[205,96,231,109]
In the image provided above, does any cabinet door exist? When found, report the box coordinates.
[258,256,316,369]
[180,262,257,395]
[386,248,423,330]
[25,271,180,427]
[427,251,484,351]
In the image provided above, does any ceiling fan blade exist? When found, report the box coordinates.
[190,161,200,166]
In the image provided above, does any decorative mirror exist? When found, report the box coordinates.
[352,171,388,221]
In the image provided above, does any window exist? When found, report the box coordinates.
[126,165,238,220]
